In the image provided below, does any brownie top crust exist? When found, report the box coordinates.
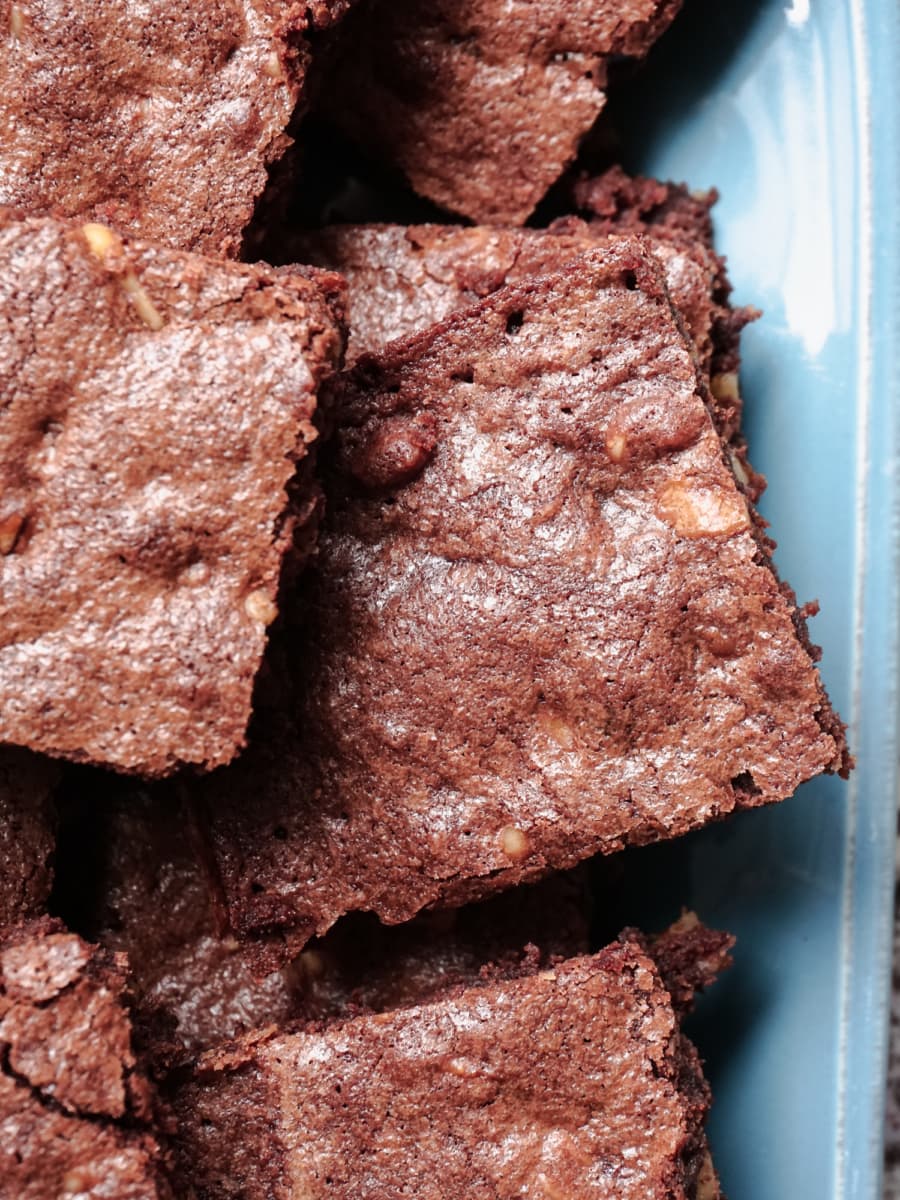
[0,214,344,777]
[199,238,845,956]
[0,1,354,256]
[293,219,740,430]
[0,918,170,1199]
[320,0,682,224]
[172,941,716,1199]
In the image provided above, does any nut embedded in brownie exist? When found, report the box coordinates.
[196,238,847,961]
[0,918,170,1199]
[0,214,345,777]
[0,1,359,257]
[318,0,684,224]
[171,934,725,1199]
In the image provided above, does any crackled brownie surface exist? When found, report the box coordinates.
[54,774,589,1060]
[172,941,720,1199]
[0,918,169,1199]
[0,214,344,776]
[199,239,846,956]
[0,1,356,256]
[294,215,753,445]
[0,748,58,929]
[320,0,682,224]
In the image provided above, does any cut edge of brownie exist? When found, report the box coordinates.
[0,747,60,931]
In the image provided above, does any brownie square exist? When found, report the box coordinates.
[0,918,169,1199]
[0,2,355,257]
[198,237,846,957]
[319,0,682,224]
[172,938,722,1199]
[0,748,59,929]
[0,215,344,776]
[53,774,590,1061]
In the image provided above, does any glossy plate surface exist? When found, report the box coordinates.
[598,0,900,1195]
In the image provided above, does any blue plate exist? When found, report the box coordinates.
[598,0,900,1195]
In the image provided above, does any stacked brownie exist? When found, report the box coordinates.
[0,2,360,257]
[0,2,851,1196]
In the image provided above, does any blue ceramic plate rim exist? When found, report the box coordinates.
[610,0,900,1191]
[835,0,900,1192]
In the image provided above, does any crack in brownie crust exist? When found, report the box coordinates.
[0,214,344,776]
[0,918,170,1199]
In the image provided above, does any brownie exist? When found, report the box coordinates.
[636,911,735,1016]
[293,211,755,449]
[0,214,344,776]
[196,238,847,960]
[53,775,589,1061]
[171,936,723,1199]
[0,918,170,1199]
[318,0,682,224]
[0,748,59,929]
[0,2,357,257]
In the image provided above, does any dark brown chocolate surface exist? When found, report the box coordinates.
[0,748,58,929]
[0,214,344,777]
[0,2,356,257]
[0,918,169,1199]
[293,222,710,364]
[198,238,845,958]
[293,212,753,448]
[319,0,682,224]
[568,165,758,427]
[172,940,719,1199]
[54,774,589,1062]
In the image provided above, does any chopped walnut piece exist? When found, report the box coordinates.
[0,511,25,555]
[500,826,529,861]
[657,477,750,538]
[606,432,628,462]
[244,590,278,626]
[81,222,164,330]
